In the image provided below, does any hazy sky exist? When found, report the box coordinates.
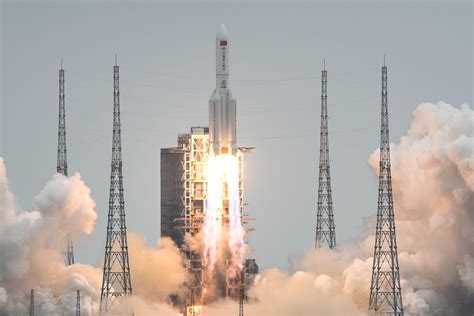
[1,1,472,271]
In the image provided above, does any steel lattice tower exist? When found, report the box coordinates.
[76,290,81,316]
[58,61,75,266]
[239,285,245,316]
[99,60,133,313]
[29,289,34,316]
[368,62,404,315]
[315,63,336,249]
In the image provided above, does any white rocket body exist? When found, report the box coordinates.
[209,24,237,155]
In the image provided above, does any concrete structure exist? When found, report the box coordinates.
[160,145,186,247]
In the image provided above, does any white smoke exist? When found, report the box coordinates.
[368,101,473,315]
[0,287,7,307]
[0,157,186,315]
[127,233,185,303]
[0,157,101,315]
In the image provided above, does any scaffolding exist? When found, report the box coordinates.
[181,127,208,308]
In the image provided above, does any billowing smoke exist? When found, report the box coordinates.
[127,233,185,302]
[0,158,185,315]
[373,101,474,315]
[0,158,101,315]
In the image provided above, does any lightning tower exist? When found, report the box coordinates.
[76,290,81,316]
[368,61,404,315]
[58,61,75,265]
[99,59,133,313]
[239,270,244,316]
[315,62,336,249]
[29,289,34,316]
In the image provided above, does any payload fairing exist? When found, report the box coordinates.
[209,24,237,155]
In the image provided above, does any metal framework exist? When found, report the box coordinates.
[368,63,404,315]
[57,62,68,176]
[76,290,81,316]
[175,129,249,312]
[315,64,336,249]
[99,61,133,313]
[58,62,75,266]
[225,151,245,300]
[181,128,208,308]
[239,269,244,316]
[29,289,34,316]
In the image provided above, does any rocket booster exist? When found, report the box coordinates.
[209,24,237,156]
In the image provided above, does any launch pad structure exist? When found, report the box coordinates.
[161,127,258,313]
[160,24,257,314]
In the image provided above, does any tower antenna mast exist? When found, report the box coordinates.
[58,60,75,265]
[368,60,404,315]
[99,59,133,313]
[315,61,336,249]
[76,290,81,316]
[29,289,34,316]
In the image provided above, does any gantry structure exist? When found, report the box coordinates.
[181,128,209,308]
[161,128,258,314]
[178,128,246,304]
[57,61,75,266]
[368,61,404,315]
[99,60,133,313]
[315,62,336,249]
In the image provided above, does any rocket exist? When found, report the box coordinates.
[209,24,237,156]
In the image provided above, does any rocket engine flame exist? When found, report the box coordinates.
[203,154,224,272]
[203,153,245,278]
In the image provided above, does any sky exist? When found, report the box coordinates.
[0,0,472,272]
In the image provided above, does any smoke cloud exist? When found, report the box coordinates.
[0,158,185,315]
[127,233,186,303]
[377,101,474,315]
[0,157,102,315]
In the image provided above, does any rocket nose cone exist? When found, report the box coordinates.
[217,24,229,40]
